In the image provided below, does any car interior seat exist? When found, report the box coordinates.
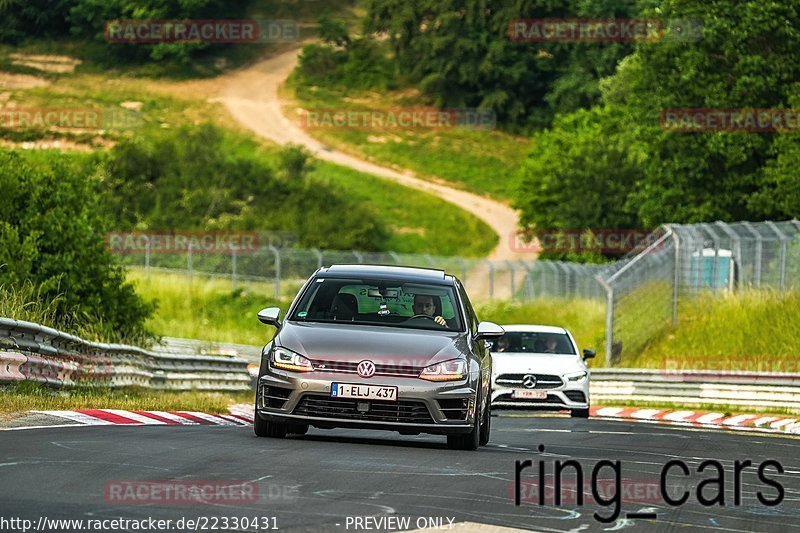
[331,293,358,321]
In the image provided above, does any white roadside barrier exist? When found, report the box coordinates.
[590,368,800,412]
[0,318,250,392]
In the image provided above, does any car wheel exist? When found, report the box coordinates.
[447,392,481,451]
[254,414,288,438]
[571,407,590,418]
[479,394,491,446]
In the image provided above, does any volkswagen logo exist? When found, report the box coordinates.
[357,360,376,378]
[522,374,537,389]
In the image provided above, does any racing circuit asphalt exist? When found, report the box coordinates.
[1,414,798,533]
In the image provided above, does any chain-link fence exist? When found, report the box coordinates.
[118,220,799,366]
[119,247,607,302]
[600,220,800,365]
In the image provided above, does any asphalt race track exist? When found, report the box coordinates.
[1,414,798,532]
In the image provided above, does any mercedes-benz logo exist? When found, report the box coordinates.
[522,374,537,389]
[357,360,376,378]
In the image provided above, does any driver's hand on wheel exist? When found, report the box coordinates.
[434,315,446,326]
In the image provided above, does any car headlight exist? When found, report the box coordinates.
[271,347,313,372]
[419,359,466,382]
[565,371,588,383]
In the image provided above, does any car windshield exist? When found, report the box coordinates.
[489,332,575,355]
[289,277,463,331]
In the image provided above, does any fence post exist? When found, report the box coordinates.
[506,260,516,298]
[668,226,679,325]
[231,248,238,291]
[353,251,364,264]
[144,237,151,278]
[766,221,789,293]
[268,245,281,300]
[312,248,323,269]
[424,254,436,268]
[388,251,401,265]
[741,222,762,287]
[457,258,468,284]
[187,243,193,286]
[702,223,721,292]
[595,274,614,367]
[520,261,534,300]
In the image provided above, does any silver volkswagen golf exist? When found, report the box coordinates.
[253,265,504,450]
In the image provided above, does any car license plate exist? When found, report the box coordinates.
[331,383,398,401]
[512,389,547,399]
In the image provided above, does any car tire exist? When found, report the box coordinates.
[447,392,481,451]
[254,414,288,438]
[479,394,491,446]
[571,407,590,418]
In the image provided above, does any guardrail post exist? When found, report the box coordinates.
[268,245,281,300]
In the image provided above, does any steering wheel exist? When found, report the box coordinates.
[408,314,437,321]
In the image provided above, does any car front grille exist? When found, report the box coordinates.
[292,394,434,424]
[495,373,563,389]
[564,390,587,403]
[310,359,422,377]
[259,385,292,409]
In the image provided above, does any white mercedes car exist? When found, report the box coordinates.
[489,325,595,417]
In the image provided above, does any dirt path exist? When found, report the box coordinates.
[216,48,533,265]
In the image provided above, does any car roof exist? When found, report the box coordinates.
[317,264,451,284]
[499,324,569,334]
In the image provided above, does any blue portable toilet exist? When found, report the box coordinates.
[689,248,734,290]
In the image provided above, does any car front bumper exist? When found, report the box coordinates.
[490,377,589,410]
[256,368,479,435]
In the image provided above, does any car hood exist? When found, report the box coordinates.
[276,321,468,367]
[491,352,585,376]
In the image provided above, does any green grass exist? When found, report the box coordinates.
[128,270,293,346]
[0,382,252,416]
[287,82,530,200]
[310,160,497,256]
[625,290,800,372]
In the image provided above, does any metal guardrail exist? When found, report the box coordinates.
[0,318,251,391]
[590,369,800,412]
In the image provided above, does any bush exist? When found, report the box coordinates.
[98,124,388,250]
[0,150,154,342]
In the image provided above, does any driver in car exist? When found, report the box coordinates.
[412,294,448,327]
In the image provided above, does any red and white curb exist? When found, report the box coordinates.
[591,406,800,435]
[29,409,253,426]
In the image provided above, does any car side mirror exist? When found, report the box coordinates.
[257,307,282,328]
[582,348,596,361]
[475,321,504,340]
